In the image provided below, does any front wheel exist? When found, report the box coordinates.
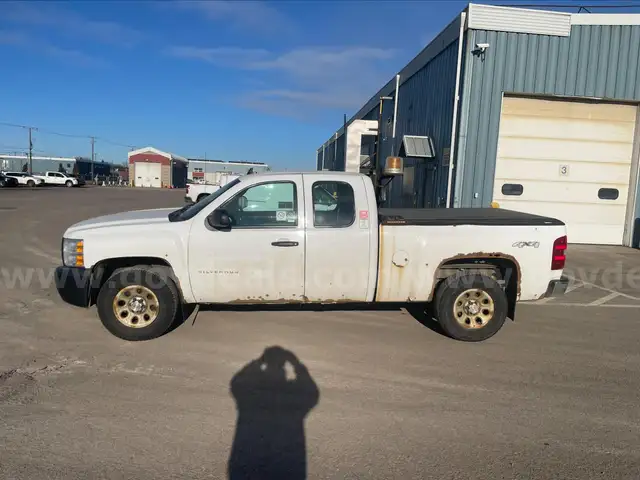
[65,180,73,187]
[27,180,35,187]
[97,266,180,341]
[434,273,508,342]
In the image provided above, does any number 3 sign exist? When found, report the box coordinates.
[559,165,569,177]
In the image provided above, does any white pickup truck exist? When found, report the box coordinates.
[54,171,568,342]
[35,171,83,187]
[1,171,45,187]
[185,174,239,203]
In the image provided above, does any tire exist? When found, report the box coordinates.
[65,180,73,187]
[27,180,35,187]
[96,266,180,341]
[0,180,5,188]
[197,193,209,202]
[434,272,508,342]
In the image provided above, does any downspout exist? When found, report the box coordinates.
[445,11,466,208]
[391,74,400,154]
[334,132,338,170]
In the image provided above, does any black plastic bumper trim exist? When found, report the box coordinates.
[55,266,92,308]
[545,276,569,298]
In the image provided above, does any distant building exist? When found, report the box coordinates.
[128,147,188,188]
[188,158,270,184]
[0,154,111,179]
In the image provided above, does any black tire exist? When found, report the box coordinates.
[434,273,508,342]
[97,266,180,341]
[27,180,35,187]
[197,193,209,202]
[0,180,5,188]
[65,180,73,187]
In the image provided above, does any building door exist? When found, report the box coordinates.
[135,162,162,188]
[493,96,638,245]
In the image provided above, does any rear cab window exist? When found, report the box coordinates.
[312,181,356,228]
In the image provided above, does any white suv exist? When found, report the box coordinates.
[1,172,45,187]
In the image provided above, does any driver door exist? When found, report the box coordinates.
[188,175,306,303]
[51,173,64,184]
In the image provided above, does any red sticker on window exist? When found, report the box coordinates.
[359,210,369,220]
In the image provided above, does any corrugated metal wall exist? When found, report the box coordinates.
[455,24,640,208]
[319,134,346,171]
[380,39,460,208]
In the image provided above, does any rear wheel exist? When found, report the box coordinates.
[434,273,508,342]
[0,180,5,187]
[97,266,180,341]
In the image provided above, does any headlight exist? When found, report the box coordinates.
[62,238,84,267]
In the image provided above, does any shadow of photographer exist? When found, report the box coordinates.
[228,346,319,480]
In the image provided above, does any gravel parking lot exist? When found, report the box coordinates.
[1,186,640,479]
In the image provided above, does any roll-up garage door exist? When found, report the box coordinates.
[493,96,638,245]
[134,162,162,188]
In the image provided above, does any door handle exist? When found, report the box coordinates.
[271,240,299,247]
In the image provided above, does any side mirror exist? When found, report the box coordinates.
[207,209,231,229]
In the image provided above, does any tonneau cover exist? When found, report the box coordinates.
[378,208,565,226]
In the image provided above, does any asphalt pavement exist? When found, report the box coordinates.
[1,186,639,479]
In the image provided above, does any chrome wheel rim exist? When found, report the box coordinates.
[453,289,494,329]
[113,285,159,328]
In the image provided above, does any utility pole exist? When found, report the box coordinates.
[90,136,95,181]
[28,127,33,174]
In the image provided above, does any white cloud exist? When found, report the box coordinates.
[3,2,144,47]
[0,30,29,46]
[171,1,294,35]
[167,45,397,116]
[0,29,107,68]
[43,45,109,69]
[165,46,270,67]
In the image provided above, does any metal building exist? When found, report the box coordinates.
[187,159,270,184]
[317,3,640,247]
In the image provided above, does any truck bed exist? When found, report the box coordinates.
[378,208,564,227]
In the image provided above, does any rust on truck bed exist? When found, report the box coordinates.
[429,252,522,301]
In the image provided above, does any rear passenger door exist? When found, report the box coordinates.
[303,175,372,302]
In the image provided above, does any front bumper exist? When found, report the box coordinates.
[544,276,569,297]
[55,266,92,307]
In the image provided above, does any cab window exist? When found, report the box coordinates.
[312,181,355,228]
[221,181,298,228]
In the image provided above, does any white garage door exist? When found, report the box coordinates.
[493,96,638,245]
[134,162,162,188]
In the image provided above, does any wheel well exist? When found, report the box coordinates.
[432,257,520,319]
[197,193,209,202]
[89,257,181,306]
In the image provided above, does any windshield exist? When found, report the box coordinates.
[168,178,241,222]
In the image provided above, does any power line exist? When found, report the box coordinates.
[0,120,137,149]
[96,136,136,149]
[0,143,45,152]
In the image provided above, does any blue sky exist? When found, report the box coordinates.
[0,1,636,170]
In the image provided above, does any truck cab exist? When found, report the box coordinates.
[35,171,80,187]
